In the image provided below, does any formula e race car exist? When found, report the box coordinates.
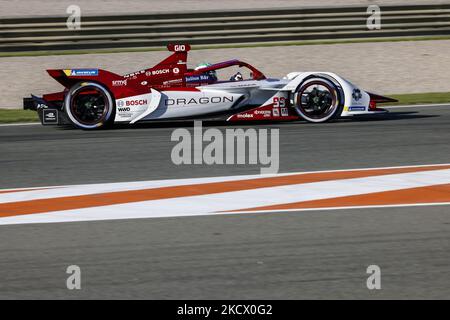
[24,44,397,129]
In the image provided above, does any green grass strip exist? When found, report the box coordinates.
[389,92,450,106]
[0,109,39,123]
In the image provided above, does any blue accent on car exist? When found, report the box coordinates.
[71,69,99,76]
[186,74,214,83]
[348,106,366,111]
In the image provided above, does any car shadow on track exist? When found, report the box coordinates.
[122,111,437,129]
[338,111,437,123]
[55,111,438,131]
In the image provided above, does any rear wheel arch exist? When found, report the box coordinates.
[64,81,116,130]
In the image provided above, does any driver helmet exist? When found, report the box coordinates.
[195,62,217,81]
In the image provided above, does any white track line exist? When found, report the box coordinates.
[227,202,450,215]
[0,173,278,204]
[1,163,449,204]
[0,122,40,127]
[1,168,449,225]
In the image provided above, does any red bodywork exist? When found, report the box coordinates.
[30,43,396,125]
[43,44,191,103]
[42,44,267,106]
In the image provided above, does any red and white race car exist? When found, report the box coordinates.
[24,44,396,129]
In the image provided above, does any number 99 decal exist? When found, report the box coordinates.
[273,96,287,108]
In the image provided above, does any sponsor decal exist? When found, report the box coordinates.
[141,81,148,86]
[112,79,127,87]
[43,109,58,124]
[112,79,128,87]
[186,75,211,82]
[272,108,280,117]
[352,88,363,102]
[173,67,180,74]
[254,110,272,117]
[163,79,183,86]
[144,69,170,77]
[236,113,254,119]
[281,107,289,116]
[152,69,170,76]
[124,70,146,78]
[174,44,187,52]
[116,96,149,110]
[126,99,147,106]
[115,93,153,121]
[349,106,366,111]
[165,96,234,106]
[64,69,98,77]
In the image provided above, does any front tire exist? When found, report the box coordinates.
[293,77,342,123]
[64,82,115,130]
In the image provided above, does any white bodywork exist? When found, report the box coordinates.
[282,72,372,116]
[113,72,378,123]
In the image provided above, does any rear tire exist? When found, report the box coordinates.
[293,77,342,123]
[65,82,115,130]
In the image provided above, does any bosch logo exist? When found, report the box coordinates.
[126,99,147,106]
[152,69,170,76]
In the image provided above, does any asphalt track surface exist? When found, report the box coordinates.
[0,105,449,299]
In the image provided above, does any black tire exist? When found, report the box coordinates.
[64,82,115,130]
[293,77,342,123]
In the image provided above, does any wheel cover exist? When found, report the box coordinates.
[295,81,338,120]
[69,86,109,126]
